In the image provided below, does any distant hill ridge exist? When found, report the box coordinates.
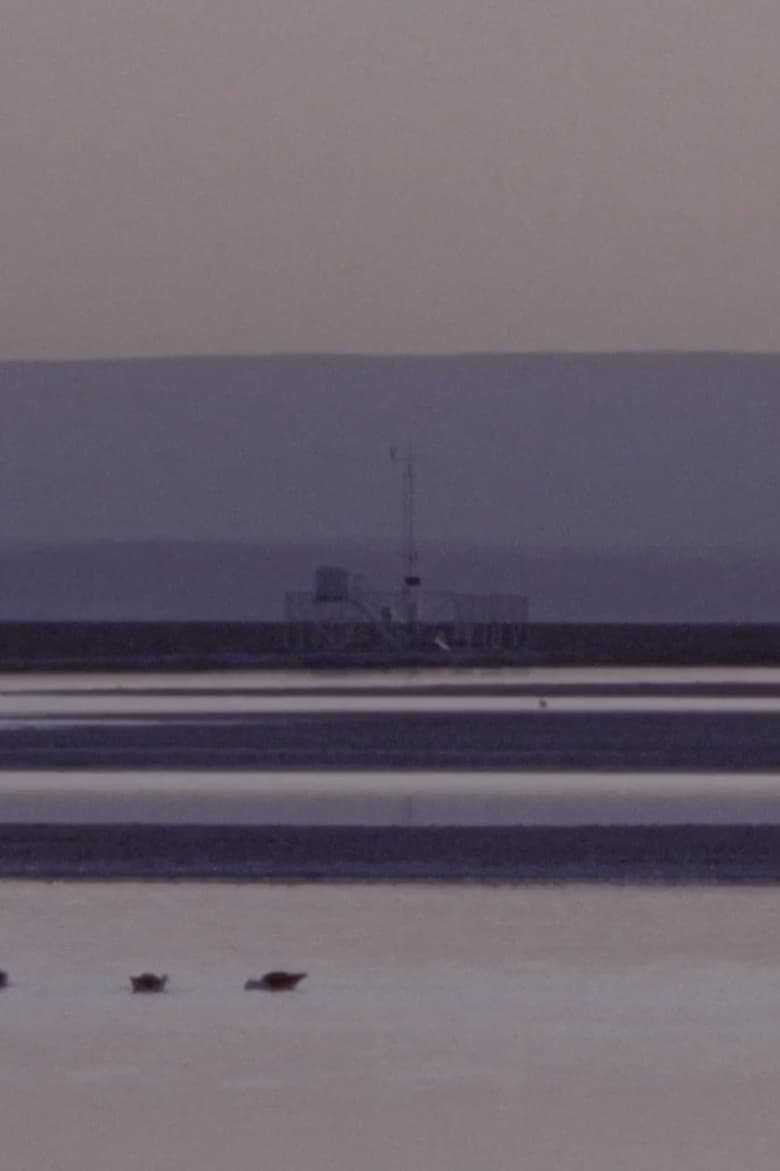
[2,352,780,619]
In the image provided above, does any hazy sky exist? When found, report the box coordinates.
[2,1,779,358]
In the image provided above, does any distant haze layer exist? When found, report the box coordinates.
[1,540,780,622]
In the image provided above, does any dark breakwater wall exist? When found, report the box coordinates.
[528,623,780,666]
[1,621,780,669]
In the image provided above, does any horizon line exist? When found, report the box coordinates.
[3,348,780,365]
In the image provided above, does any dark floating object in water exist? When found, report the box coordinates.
[130,972,168,994]
[0,970,7,989]
[245,971,307,992]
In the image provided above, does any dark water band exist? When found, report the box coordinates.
[2,824,780,883]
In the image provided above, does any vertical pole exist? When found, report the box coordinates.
[391,445,421,628]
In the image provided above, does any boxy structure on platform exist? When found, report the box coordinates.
[284,566,529,655]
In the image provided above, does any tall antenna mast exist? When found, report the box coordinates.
[390,444,421,625]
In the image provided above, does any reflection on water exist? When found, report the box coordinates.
[4,664,780,693]
[0,769,779,826]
